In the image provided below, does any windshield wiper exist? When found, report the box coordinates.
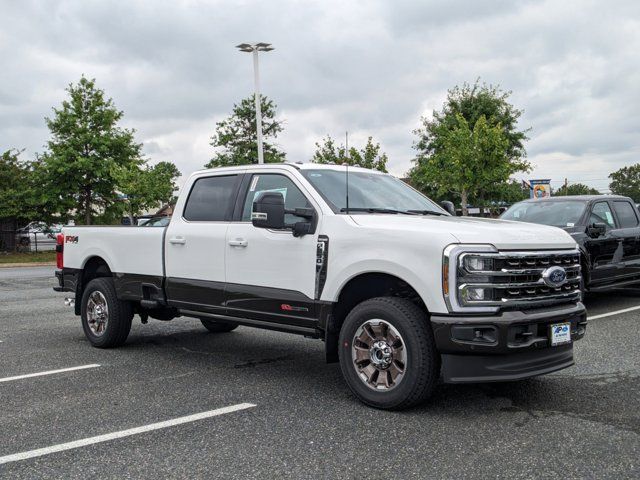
[340,207,417,215]
[405,209,448,216]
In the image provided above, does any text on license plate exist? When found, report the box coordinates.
[550,322,571,346]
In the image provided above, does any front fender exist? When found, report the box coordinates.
[321,259,448,315]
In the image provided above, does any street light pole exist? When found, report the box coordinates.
[252,50,264,164]
[236,42,274,164]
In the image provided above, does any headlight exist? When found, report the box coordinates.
[443,244,499,313]
[463,255,494,272]
[460,286,492,303]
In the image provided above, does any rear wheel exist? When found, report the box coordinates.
[338,297,439,410]
[81,277,133,348]
[200,319,238,333]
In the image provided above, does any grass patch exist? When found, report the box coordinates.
[0,251,56,264]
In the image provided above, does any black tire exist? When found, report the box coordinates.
[338,297,439,410]
[200,319,238,333]
[81,277,133,348]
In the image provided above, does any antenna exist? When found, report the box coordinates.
[345,131,350,214]
[345,163,350,214]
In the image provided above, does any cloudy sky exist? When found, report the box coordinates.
[2,0,639,193]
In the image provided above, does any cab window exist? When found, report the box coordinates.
[183,175,239,222]
[613,201,639,228]
[242,174,313,223]
[590,202,615,228]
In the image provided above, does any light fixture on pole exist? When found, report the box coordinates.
[235,42,274,164]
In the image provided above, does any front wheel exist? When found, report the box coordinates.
[338,297,439,410]
[81,277,133,348]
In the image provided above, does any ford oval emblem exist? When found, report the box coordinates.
[542,266,567,288]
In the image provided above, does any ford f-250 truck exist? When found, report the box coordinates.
[54,163,587,409]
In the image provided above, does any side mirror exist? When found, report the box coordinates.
[440,201,456,216]
[252,191,285,230]
[587,222,607,238]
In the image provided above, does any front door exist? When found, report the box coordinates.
[584,201,622,285]
[164,173,242,313]
[225,171,320,329]
[611,199,640,279]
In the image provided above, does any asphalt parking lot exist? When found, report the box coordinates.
[0,266,638,479]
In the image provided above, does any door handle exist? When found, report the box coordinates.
[169,236,186,245]
[228,238,248,247]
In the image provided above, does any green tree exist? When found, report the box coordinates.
[39,77,143,224]
[609,164,640,201]
[410,81,530,214]
[312,135,388,172]
[555,183,600,196]
[117,161,181,222]
[0,149,39,222]
[205,95,285,168]
[411,113,526,215]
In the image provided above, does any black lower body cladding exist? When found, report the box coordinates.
[429,302,587,383]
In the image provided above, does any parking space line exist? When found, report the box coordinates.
[0,403,256,465]
[0,364,101,383]
[588,305,640,320]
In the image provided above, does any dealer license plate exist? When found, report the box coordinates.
[550,322,571,346]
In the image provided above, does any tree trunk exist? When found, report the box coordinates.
[460,190,469,216]
[84,188,92,225]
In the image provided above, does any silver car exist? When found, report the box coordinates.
[16,222,62,251]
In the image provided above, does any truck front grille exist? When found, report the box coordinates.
[444,246,582,313]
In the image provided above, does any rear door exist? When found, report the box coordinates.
[225,170,321,329]
[584,201,622,284]
[611,200,640,278]
[164,173,242,313]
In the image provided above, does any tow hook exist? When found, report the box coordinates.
[64,297,75,307]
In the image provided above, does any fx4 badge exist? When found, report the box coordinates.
[65,235,79,244]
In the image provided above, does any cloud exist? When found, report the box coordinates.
[1,0,639,191]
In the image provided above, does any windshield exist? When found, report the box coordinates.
[501,201,586,227]
[301,169,445,214]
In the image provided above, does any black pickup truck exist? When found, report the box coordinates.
[501,195,640,292]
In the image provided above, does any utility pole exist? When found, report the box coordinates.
[564,178,568,196]
[235,43,274,164]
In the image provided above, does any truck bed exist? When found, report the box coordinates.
[62,226,165,278]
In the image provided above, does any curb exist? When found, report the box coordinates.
[0,262,57,268]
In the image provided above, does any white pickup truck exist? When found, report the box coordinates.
[54,163,587,409]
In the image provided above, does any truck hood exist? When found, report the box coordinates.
[350,215,577,250]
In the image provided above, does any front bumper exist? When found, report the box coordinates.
[430,302,587,383]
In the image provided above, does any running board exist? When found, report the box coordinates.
[179,309,320,337]
[140,299,161,309]
[588,277,640,291]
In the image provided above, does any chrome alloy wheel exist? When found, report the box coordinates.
[86,291,109,336]
[351,319,407,391]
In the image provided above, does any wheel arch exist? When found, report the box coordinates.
[74,256,113,315]
[324,271,429,363]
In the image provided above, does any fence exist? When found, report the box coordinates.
[0,230,57,253]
